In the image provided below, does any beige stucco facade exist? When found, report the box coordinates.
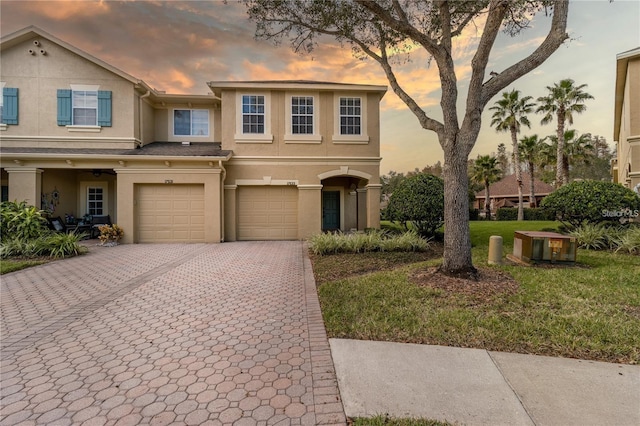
[614,47,640,193]
[1,26,386,243]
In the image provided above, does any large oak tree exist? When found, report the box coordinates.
[244,0,569,276]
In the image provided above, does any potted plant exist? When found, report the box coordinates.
[98,224,124,246]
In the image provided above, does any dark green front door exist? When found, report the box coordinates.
[322,191,340,231]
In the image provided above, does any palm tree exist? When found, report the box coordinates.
[471,155,502,220]
[547,129,594,183]
[536,79,594,188]
[518,135,545,207]
[490,89,535,221]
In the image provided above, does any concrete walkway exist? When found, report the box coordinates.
[331,339,640,426]
[1,242,345,425]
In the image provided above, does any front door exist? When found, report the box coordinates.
[322,191,340,231]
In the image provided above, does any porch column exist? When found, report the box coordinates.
[5,168,43,207]
[224,185,237,242]
[365,184,382,230]
[298,184,323,239]
[357,188,367,231]
[204,170,222,243]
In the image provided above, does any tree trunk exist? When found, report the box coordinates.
[529,161,536,207]
[441,144,475,277]
[563,155,570,185]
[485,180,491,220]
[556,111,565,188]
[511,127,524,220]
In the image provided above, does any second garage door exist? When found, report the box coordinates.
[136,184,205,243]
[237,186,298,240]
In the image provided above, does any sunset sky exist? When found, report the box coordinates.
[1,0,638,174]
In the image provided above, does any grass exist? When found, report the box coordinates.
[315,221,640,364]
[1,258,48,274]
[350,415,452,425]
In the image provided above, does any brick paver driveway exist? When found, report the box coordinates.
[0,242,346,425]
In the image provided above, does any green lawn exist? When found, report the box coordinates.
[0,259,48,274]
[317,221,640,364]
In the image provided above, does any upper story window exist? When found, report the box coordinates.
[73,90,98,126]
[291,96,314,134]
[284,93,321,144]
[333,94,369,144]
[242,95,265,134]
[339,97,361,135]
[235,92,273,143]
[57,85,111,131]
[174,109,209,136]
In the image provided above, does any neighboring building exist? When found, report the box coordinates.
[614,47,640,193]
[0,26,386,243]
[475,174,555,213]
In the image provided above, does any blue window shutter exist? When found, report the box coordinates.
[98,91,112,127]
[57,89,72,125]
[2,88,19,125]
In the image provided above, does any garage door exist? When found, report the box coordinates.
[238,186,298,240]
[136,184,205,243]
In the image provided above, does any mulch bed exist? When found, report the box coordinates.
[410,266,520,304]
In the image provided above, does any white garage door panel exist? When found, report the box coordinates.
[137,184,205,243]
[238,186,298,240]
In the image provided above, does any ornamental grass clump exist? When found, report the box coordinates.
[308,230,429,255]
[612,226,640,255]
[569,223,608,250]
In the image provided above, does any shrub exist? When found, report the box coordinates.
[308,230,429,255]
[524,208,556,221]
[611,226,640,255]
[496,208,517,221]
[469,208,480,221]
[42,233,87,258]
[98,224,124,245]
[540,181,640,228]
[569,223,608,250]
[496,207,556,221]
[0,201,48,241]
[0,233,86,259]
[384,174,444,238]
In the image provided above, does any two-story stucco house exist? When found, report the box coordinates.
[613,47,640,193]
[0,26,386,243]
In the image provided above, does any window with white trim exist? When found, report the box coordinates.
[73,90,98,126]
[87,187,104,216]
[242,95,265,134]
[333,94,369,144]
[339,97,361,135]
[291,96,314,134]
[174,109,209,136]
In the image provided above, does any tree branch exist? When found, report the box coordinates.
[481,0,570,105]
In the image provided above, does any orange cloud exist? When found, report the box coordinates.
[18,0,111,20]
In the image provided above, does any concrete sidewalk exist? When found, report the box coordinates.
[330,339,640,426]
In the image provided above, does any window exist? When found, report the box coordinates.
[174,109,209,136]
[242,95,265,134]
[1,86,19,126]
[57,87,111,128]
[234,92,272,143]
[339,97,361,135]
[73,90,98,126]
[291,96,314,134]
[333,94,368,144]
[87,187,104,216]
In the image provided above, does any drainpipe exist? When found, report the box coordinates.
[218,159,226,242]
[138,90,151,148]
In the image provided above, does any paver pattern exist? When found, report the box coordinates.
[1,242,346,425]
